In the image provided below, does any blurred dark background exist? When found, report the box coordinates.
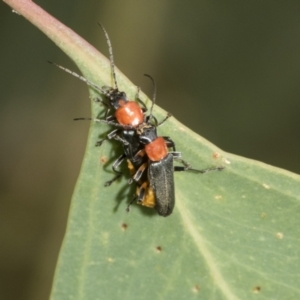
[1,1,300,299]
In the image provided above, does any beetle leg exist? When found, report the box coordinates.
[95,128,120,146]
[174,157,224,173]
[163,136,176,151]
[128,162,148,184]
[126,194,137,213]
[157,112,172,127]
[104,153,126,186]
[169,151,182,158]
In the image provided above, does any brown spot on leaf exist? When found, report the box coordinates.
[261,212,267,218]
[156,246,162,253]
[252,286,261,293]
[192,285,200,293]
[121,223,128,231]
[213,152,220,159]
[100,156,108,164]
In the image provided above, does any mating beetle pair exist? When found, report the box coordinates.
[50,24,224,216]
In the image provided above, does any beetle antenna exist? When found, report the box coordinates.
[73,117,94,121]
[47,61,103,94]
[143,74,156,123]
[98,23,118,90]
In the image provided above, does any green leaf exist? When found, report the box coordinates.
[51,119,300,299]
[5,1,300,299]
